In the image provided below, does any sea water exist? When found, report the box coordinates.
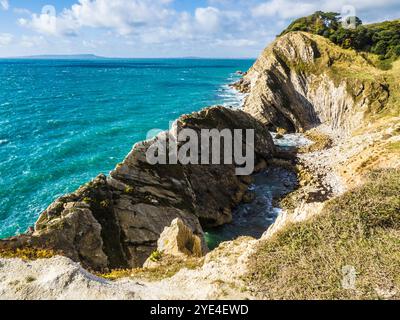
[0,58,254,238]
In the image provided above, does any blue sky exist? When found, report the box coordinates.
[0,0,399,58]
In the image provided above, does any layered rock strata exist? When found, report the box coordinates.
[0,106,275,271]
[239,32,390,135]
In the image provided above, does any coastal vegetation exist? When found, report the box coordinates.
[99,255,203,281]
[281,11,400,69]
[0,248,55,260]
[298,131,333,153]
[246,169,400,299]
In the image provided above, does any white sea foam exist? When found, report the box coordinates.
[218,77,248,109]
[271,132,312,148]
[0,139,9,145]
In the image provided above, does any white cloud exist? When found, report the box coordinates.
[195,7,221,33]
[0,33,13,46]
[82,39,105,48]
[19,0,176,36]
[325,0,400,11]
[66,0,175,35]
[0,0,9,11]
[194,6,247,35]
[13,7,32,15]
[10,0,400,58]
[252,0,316,19]
[18,10,77,37]
[28,13,58,36]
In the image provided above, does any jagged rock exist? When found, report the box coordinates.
[0,175,116,270]
[157,218,205,258]
[0,106,275,271]
[230,78,250,93]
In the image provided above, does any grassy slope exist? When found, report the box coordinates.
[244,31,400,300]
[280,14,400,64]
[246,169,400,299]
[295,33,399,125]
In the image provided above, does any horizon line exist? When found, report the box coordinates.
[0,53,257,60]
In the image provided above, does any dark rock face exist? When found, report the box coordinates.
[0,106,275,271]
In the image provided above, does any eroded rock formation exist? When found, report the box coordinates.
[239,32,390,135]
[0,106,275,271]
[156,218,205,258]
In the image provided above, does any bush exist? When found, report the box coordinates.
[149,250,163,262]
[0,248,56,260]
[394,45,400,57]
[281,12,400,63]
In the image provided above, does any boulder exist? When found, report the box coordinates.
[157,218,205,258]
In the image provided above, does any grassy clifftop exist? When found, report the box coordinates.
[243,29,398,134]
[282,30,399,122]
[246,169,400,299]
[309,33,400,120]
[242,16,400,300]
[280,11,400,69]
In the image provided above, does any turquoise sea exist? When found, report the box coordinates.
[0,58,254,238]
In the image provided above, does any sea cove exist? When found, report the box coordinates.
[0,58,253,238]
[0,4,399,301]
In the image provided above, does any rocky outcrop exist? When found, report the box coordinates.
[156,218,205,258]
[0,106,275,271]
[240,32,390,135]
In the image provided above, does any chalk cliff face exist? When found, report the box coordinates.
[241,32,390,135]
[0,106,275,271]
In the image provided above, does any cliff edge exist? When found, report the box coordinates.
[0,106,275,271]
[1,22,399,300]
[239,32,392,137]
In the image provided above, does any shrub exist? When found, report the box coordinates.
[281,12,400,64]
[98,256,203,282]
[149,250,163,262]
[298,131,333,153]
[0,248,56,260]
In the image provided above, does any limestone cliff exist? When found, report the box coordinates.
[0,106,275,271]
[240,32,391,136]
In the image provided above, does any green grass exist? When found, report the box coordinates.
[383,60,400,118]
[246,169,400,299]
[281,12,400,64]
[387,141,400,152]
[98,255,203,282]
[149,250,163,262]
[0,248,56,260]
[307,34,399,121]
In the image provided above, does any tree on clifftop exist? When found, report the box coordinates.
[280,12,400,63]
